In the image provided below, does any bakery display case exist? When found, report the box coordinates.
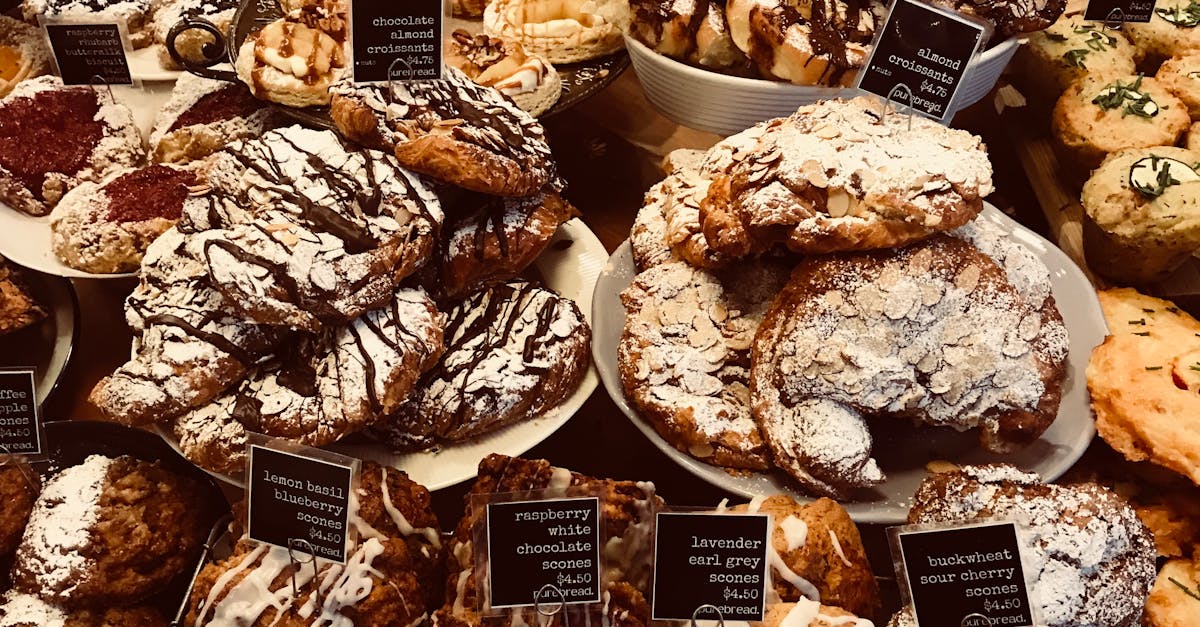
[0,0,1198,624]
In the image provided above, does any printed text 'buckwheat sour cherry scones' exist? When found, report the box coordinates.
[484,0,631,64]
[888,465,1156,627]
[1088,288,1200,485]
[700,97,992,259]
[750,236,1068,499]
[330,67,560,197]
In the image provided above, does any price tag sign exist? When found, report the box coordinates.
[486,497,602,609]
[349,0,445,83]
[856,0,989,122]
[0,369,42,458]
[651,512,770,622]
[41,20,134,86]
[247,436,359,564]
[891,521,1036,627]
[1084,0,1156,24]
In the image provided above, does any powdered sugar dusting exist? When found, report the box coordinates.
[0,592,67,627]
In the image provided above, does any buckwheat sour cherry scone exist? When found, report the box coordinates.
[484,0,631,64]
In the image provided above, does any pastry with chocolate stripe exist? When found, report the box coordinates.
[372,281,589,451]
[330,68,559,197]
[173,285,445,475]
[0,77,143,217]
[148,74,280,165]
[194,125,443,331]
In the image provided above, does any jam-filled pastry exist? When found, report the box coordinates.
[429,188,577,300]
[235,0,347,108]
[152,0,238,70]
[330,67,559,197]
[725,0,884,86]
[49,164,196,274]
[0,259,46,336]
[183,462,441,626]
[171,286,445,475]
[751,236,1068,499]
[435,455,660,627]
[11,455,207,609]
[702,97,992,259]
[619,260,789,471]
[889,465,1155,627]
[193,126,442,330]
[373,281,589,451]
[445,29,563,117]
[484,0,631,64]
[0,77,143,217]
[0,17,51,99]
[0,592,166,627]
[21,0,153,48]
[89,228,288,426]
[149,74,280,165]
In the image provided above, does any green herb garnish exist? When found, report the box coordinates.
[1147,366,1164,370]
[1134,331,1151,336]
[1156,0,1200,27]
[1093,75,1159,117]
[1130,318,1147,325]
[1063,49,1090,68]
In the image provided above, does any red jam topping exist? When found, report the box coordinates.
[0,88,103,201]
[168,84,265,133]
[104,165,196,223]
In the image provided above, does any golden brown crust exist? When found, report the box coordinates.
[392,136,542,197]
[0,463,38,558]
[1145,558,1200,627]
[0,260,46,336]
[330,93,391,151]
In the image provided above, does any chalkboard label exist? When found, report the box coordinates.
[891,521,1036,627]
[0,369,41,457]
[41,21,133,86]
[349,0,445,83]
[247,439,358,564]
[486,497,602,609]
[651,512,770,622]
[1084,0,1155,24]
[856,0,988,122]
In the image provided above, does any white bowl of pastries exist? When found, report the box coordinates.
[624,0,1029,135]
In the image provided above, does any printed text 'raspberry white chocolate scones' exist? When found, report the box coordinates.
[701,97,993,259]
[330,67,559,197]
[889,465,1156,627]
[751,236,1068,499]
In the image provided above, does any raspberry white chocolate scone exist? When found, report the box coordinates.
[0,77,143,217]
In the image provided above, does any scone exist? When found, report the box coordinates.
[701,98,992,259]
[1088,288,1200,485]
[330,68,559,197]
[618,260,789,471]
[0,462,38,559]
[0,592,166,627]
[49,164,195,274]
[152,0,238,70]
[1053,74,1190,173]
[235,1,348,108]
[0,17,51,99]
[1015,15,1137,98]
[484,0,631,64]
[890,465,1156,627]
[0,76,143,217]
[1080,147,1200,283]
[373,281,589,451]
[1125,0,1200,64]
[1156,54,1200,118]
[148,73,279,164]
[729,496,879,617]
[1145,558,1200,627]
[751,236,1069,498]
[445,29,563,117]
[21,0,153,48]
[11,455,208,608]
[0,259,45,335]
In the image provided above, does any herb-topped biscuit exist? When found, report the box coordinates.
[1081,147,1200,283]
[1126,0,1200,64]
[1017,15,1138,98]
[1053,74,1190,174]
[1156,53,1200,118]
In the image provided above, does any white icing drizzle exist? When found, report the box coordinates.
[380,467,442,548]
[452,570,471,616]
[828,530,852,568]
[779,598,874,627]
[746,497,821,604]
[547,467,573,496]
[780,515,809,552]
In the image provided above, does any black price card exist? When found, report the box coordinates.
[1084,0,1156,23]
[486,497,602,609]
[41,21,133,86]
[247,437,358,563]
[856,0,988,122]
[349,0,445,83]
[0,369,42,457]
[651,512,770,622]
[891,521,1036,627]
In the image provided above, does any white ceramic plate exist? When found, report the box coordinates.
[0,268,77,406]
[0,83,174,279]
[158,218,606,489]
[590,205,1106,523]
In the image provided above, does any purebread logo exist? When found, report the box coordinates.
[0,369,42,457]
[486,497,603,609]
[651,512,770,622]
[41,21,133,86]
[349,0,445,83]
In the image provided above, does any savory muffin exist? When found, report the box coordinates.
[1156,54,1200,118]
[1016,15,1138,98]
